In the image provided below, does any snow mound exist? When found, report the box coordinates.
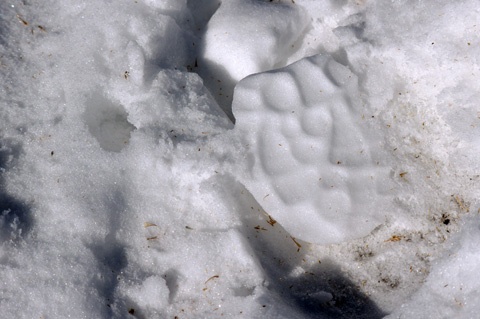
[199,0,310,120]
[202,0,309,82]
[233,54,393,245]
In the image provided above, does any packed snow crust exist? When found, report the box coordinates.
[1,0,480,318]
[234,53,393,244]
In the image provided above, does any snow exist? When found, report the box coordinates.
[233,53,393,244]
[386,214,480,318]
[0,0,479,318]
[199,0,309,120]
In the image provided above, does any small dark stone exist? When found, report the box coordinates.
[128,308,135,315]
[443,219,450,225]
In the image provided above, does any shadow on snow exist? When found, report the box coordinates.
[216,174,386,319]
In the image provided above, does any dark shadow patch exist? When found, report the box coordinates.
[186,0,222,31]
[329,0,348,9]
[184,0,238,123]
[85,189,129,317]
[142,62,163,89]
[195,58,237,123]
[88,239,127,318]
[331,48,350,68]
[232,285,256,297]
[0,197,32,242]
[83,92,135,152]
[213,174,386,318]
[0,3,15,47]
[268,258,386,318]
[0,139,32,242]
[163,269,180,303]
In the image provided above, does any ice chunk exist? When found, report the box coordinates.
[233,54,393,245]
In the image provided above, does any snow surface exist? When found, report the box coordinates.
[233,53,394,244]
[1,0,480,318]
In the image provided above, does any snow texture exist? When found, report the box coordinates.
[234,53,393,244]
[1,0,480,318]
[199,0,309,121]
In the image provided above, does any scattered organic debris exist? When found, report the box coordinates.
[205,275,219,284]
[143,222,157,228]
[384,235,405,243]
